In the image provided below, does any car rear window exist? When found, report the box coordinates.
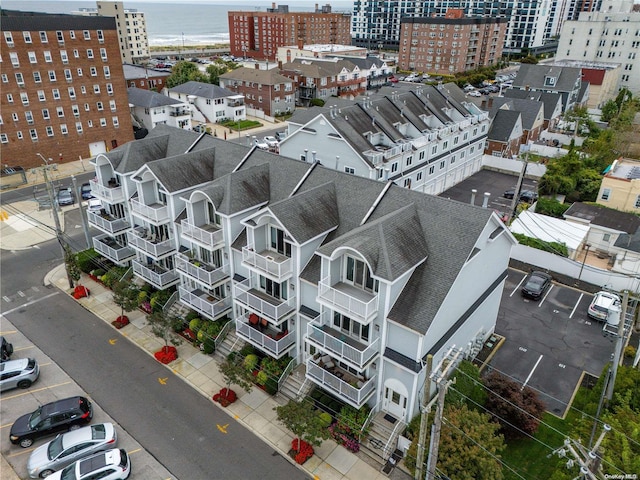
[79,397,91,413]
[79,453,108,475]
[119,449,128,469]
[91,424,106,440]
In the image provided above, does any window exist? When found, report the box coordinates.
[48,70,57,82]
[100,48,108,61]
[42,109,50,120]
[90,67,97,77]
[344,255,378,293]
[70,31,76,39]
[46,126,54,137]
[60,50,68,64]
[68,87,76,99]
[39,31,48,43]
[403,178,411,188]
[73,49,79,58]
[97,102,104,111]
[77,68,83,77]
[44,51,52,62]
[1,74,7,83]
[7,93,14,104]
[83,31,91,40]
[60,124,68,135]
[432,145,437,154]
[11,112,19,122]
[100,118,107,127]
[86,49,94,59]
[72,105,80,117]
[106,84,114,96]
[270,226,292,257]
[332,312,369,342]
[33,71,42,83]
[20,92,29,105]
[15,73,24,86]
[52,89,61,100]
[391,162,398,173]
[636,195,640,209]
[56,31,64,43]
[417,172,422,181]
[16,131,23,140]
[76,122,83,133]
[9,52,19,67]
[80,86,86,94]
[28,51,37,63]
[84,103,90,111]
[344,166,355,174]
[429,165,435,175]
[601,188,611,201]
[64,69,72,81]
[112,116,119,127]
[25,111,34,124]
[0,134,8,144]
[97,30,104,43]
[37,90,46,101]
[29,129,38,141]
[93,85,100,94]
[406,156,412,167]
[57,106,64,118]
[103,66,110,78]
[4,32,14,46]
[23,32,32,43]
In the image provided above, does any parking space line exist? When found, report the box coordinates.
[570,293,584,318]
[0,291,60,316]
[521,354,543,390]
[538,284,554,307]
[0,381,72,402]
[7,448,35,458]
[510,274,528,297]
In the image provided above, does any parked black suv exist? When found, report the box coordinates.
[1,336,13,362]
[10,396,93,448]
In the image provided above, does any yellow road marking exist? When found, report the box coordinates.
[158,377,168,385]
[109,338,117,345]
[7,447,35,458]
[127,448,142,455]
[0,381,72,403]
[0,210,9,221]
[217,423,229,434]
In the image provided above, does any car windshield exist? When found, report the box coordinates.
[593,304,608,313]
[528,276,545,287]
[48,435,64,459]
[28,407,43,429]
[60,463,76,480]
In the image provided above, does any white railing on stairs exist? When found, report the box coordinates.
[214,320,234,353]
[296,378,309,400]
[382,419,405,460]
[359,401,380,442]
[162,290,178,312]
[277,357,297,393]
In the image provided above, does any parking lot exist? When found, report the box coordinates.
[491,269,616,417]
[0,318,173,479]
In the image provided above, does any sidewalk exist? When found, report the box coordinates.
[43,264,399,480]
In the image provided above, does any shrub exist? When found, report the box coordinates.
[317,411,333,428]
[264,377,278,395]
[256,370,268,386]
[624,345,637,359]
[92,268,106,277]
[244,354,259,371]
[185,310,200,322]
[76,248,101,273]
[189,318,202,333]
[202,337,215,354]
[239,344,256,357]
[154,345,177,364]
[137,290,148,304]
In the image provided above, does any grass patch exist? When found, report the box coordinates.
[502,413,569,479]
[222,119,262,131]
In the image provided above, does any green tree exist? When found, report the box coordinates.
[165,61,208,88]
[64,244,81,287]
[275,399,331,450]
[446,360,488,409]
[146,309,183,348]
[206,62,231,85]
[111,279,139,321]
[218,352,254,394]
[519,55,538,64]
[601,99,619,123]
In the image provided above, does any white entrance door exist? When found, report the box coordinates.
[382,379,408,420]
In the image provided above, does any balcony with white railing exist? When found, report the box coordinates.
[175,252,229,288]
[126,230,175,259]
[242,244,292,281]
[92,235,135,264]
[130,198,170,224]
[132,260,180,289]
[235,314,295,358]
[317,276,378,324]
[180,219,224,248]
[306,311,380,369]
[178,286,232,320]
[87,211,130,235]
[90,178,124,203]
[233,277,296,322]
[306,358,376,409]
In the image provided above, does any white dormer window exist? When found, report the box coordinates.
[270,226,291,257]
[345,256,378,293]
[544,76,556,87]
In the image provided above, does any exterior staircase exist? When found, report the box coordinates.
[214,326,245,360]
[359,411,406,471]
[276,363,311,404]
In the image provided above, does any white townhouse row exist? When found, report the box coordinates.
[87,125,514,435]
[279,83,490,196]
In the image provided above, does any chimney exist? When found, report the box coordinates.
[487,97,494,109]
[304,148,308,161]
[383,169,390,181]
[312,151,317,163]
[482,192,491,208]
[272,2,276,8]
[298,39,304,50]
[278,60,282,69]
[470,189,477,205]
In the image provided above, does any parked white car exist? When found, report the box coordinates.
[253,138,269,150]
[468,90,482,97]
[587,291,621,321]
[46,448,130,480]
[263,136,279,148]
[28,423,117,478]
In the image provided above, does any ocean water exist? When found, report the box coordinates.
[3,1,354,46]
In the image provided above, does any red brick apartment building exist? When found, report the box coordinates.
[398,9,507,76]
[228,3,351,62]
[1,10,133,169]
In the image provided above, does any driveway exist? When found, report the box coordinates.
[491,269,615,417]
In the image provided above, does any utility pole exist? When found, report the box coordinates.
[415,355,433,480]
[606,290,629,401]
[37,153,74,289]
[71,175,92,249]
[506,147,529,224]
[425,347,463,480]
[549,424,610,479]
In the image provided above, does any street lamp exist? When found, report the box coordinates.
[578,244,591,282]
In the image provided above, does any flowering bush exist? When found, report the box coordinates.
[213,387,237,407]
[111,315,130,329]
[154,345,177,364]
[290,439,314,465]
[72,285,90,299]
[329,422,360,453]
[140,301,152,313]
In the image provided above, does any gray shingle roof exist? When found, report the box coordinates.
[144,149,215,193]
[503,89,562,121]
[219,66,292,85]
[513,64,581,93]
[487,109,521,142]
[489,97,544,131]
[614,230,640,253]
[281,57,358,78]
[169,81,237,99]
[128,87,182,108]
[564,203,640,234]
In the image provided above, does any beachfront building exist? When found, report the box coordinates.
[219,67,296,117]
[278,83,489,196]
[351,0,424,51]
[398,10,508,75]
[166,81,246,125]
[73,1,150,64]
[228,4,351,62]
[275,44,368,64]
[556,0,640,96]
[127,87,192,132]
[279,57,368,105]
[596,158,640,212]
[87,124,515,460]
[0,9,134,169]
[123,63,171,91]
